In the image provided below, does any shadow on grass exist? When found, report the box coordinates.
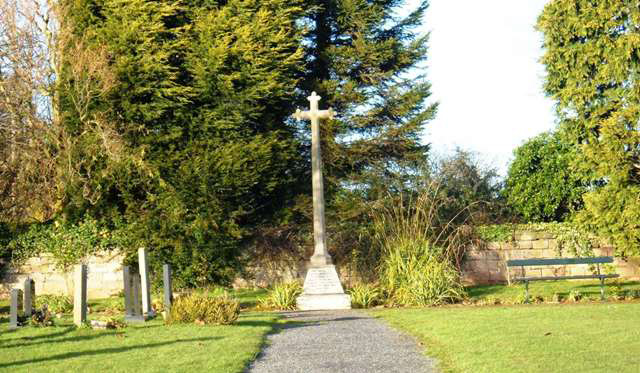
[0,327,75,343]
[2,330,123,349]
[234,319,280,328]
[0,336,222,368]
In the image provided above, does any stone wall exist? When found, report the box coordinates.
[462,231,640,285]
[1,251,124,299]
[4,231,639,295]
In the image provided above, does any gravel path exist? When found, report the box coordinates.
[247,310,438,373]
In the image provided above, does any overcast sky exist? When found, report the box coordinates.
[412,0,556,174]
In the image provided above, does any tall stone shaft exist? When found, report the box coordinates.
[309,94,331,266]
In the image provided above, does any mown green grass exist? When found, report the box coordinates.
[375,302,640,373]
[0,312,278,373]
[0,289,276,373]
[467,279,640,302]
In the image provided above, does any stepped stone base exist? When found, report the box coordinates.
[296,264,351,310]
[297,293,351,310]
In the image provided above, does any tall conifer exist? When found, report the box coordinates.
[298,1,437,259]
[59,0,306,284]
[538,0,640,255]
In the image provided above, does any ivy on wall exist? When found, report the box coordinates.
[3,217,133,272]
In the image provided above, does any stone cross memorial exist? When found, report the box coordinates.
[293,92,351,310]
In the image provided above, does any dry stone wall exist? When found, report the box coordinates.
[1,251,124,299]
[462,231,640,285]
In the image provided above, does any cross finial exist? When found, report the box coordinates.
[292,91,336,121]
[308,91,321,103]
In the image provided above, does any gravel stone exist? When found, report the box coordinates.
[247,310,438,373]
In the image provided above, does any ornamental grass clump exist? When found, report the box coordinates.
[373,187,468,307]
[349,283,381,308]
[168,292,239,325]
[258,282,302,310]
[380,241,466,306]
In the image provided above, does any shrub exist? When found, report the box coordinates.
[380,241,466,306]
[552,292,563,303]
[30,306,54,327]
[568,290,583,302]
[349,283,381,308]
[168,293,240,325]
[258,282,302,310]
[37,295,73,314]
[503,131,585,223]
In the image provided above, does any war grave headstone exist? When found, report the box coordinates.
[23,277,35,318]
[73,264,88,327]
[138,247,155,318]
[163,264,173,317]
[9,288,24,330]
[292,92,351,310]
[123,266,145,322]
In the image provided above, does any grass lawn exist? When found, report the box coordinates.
[375,301,640,373]
[0,289,277,373]
[467,279,640,303]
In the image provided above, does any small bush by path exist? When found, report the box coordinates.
[374,303,640,373]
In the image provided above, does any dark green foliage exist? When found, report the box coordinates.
[432,148,505,223]
[3,0,438,286]
[54,0,307,285]
[537,1,640,255]
[504,131,586,222]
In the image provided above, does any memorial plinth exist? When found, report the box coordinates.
[297,265,351,310]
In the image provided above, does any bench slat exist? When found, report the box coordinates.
[506,257,614,267]
[514,274,620,282]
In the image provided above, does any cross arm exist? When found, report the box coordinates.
[316,108,336,120]
[293,109,311,121]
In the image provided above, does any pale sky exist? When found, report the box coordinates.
[414,0,556,174]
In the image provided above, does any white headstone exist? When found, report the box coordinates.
[138,248,155,318]
[73,264,87,326]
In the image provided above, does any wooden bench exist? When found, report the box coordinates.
[506,257,619,302]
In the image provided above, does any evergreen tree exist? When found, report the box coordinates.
[504,131,585,223]
[538,1,640,255]
[299,0,437,257]
[59,0,306,285]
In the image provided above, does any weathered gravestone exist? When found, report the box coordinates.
[123,266,145,322]
[292,92,351,310]
[23,277,35,318]
[9,288,23,330]
[163,264,173,316]
[73,264,87,327]
[138,248,155,318]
